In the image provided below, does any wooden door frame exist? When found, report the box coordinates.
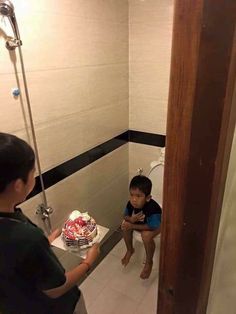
[157,1,236,313]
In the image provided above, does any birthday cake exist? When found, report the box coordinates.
[62,210,98,250]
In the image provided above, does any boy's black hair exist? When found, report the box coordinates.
[129,175,152,196]
[0,133,35,193]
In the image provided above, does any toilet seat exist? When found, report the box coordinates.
[148,163,164,206]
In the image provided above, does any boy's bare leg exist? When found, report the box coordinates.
[121,229,135,266]
[140,229,160,279]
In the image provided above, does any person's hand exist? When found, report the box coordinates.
[121,220,133,231]
[84,243,100,266]
[48,228,61,244]
[130,212,145,223]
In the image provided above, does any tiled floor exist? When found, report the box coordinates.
[80,238,160,314]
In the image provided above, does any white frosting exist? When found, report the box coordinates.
[81,212,90,221]
[68,210,91,221]
[69,210,81,220]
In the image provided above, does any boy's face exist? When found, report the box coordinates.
[129,188,151,209]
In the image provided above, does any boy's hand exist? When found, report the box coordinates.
[131,212,145,223]
[84,243,100,266]
[121,220,133,231]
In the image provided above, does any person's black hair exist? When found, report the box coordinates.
[0,133,35,193]
[129,175,152,196]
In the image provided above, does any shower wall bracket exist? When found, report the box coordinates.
[5,36,22,50]
[36,204,53,234]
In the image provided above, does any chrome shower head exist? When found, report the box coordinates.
[0,0,22,49]
[0,0,14,17]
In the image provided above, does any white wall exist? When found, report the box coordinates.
[128,0,173,181]
[129,0,173,135]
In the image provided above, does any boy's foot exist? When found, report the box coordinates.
[121,249,135,266]
[140,262,153,279]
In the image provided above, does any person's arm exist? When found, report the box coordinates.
[121,220,152,231]
[47,228,61,244]
[124,212,144,224]
[123,205,145,224]
[123,206,132,223]
[43,243,99,299]
[122,213,161,232]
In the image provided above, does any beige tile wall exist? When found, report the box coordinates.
[0,0,129,172]
[129,0,173,135]
[207,130,236,314]
[129,142,162,180]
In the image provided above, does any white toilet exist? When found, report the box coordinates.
[133,148,165,270]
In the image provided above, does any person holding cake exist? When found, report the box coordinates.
[0,132,99,314]
[121,175,162,279]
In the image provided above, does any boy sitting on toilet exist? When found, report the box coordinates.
[121,175,162,279]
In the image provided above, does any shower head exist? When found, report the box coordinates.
[0,0,22,49]
[0,0,14,17]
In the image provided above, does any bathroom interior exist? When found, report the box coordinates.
[0,1,236,313]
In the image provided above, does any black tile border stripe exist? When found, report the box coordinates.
[27,130,165,199]
[129,130,165,147]
[27,131,129,199]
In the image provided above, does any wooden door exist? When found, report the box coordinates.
[157,1,236,313]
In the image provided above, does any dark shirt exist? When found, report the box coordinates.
[0,208,80,314]
[124,199,162,229]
